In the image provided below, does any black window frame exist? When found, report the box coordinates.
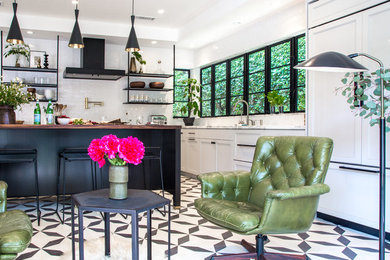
[200,34,306,118]
[173,68,191,118]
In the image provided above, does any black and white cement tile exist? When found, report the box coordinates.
[8,175,390,259]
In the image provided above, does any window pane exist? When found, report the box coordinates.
[271,89,290,112]
[249,50,265,73]
[249,93,265,114]
[202,67,212,84]
[271,42,290,68]
[202,84,211,100]
[231,57,244,78]
[215,63,227,82]
[249,72,265,94]
[231,77,244,96]
[202,101,211,117]
[297,87,305,111]
[215,98,226,116]
[215,81,226,99]
[174,86,188,102]
[175,70,189,85]
[271,66,290,90]
[173,102,188,117]
[297,69,306,86]
[298,36,306,62]
[231,96,244,115]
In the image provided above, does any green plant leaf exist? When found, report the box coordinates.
[366,100,376,109]
[359,110,366,117]
[341,78,348,84]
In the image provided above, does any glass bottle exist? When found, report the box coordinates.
[34,101,41,125]
[46,100,54,125]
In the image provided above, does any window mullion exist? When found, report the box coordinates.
[227,60,231,115]
[290,37,297,112]
[211,66,216,117]
[243,53,249,115]
[264,46,271,114]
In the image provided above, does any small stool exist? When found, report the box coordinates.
[0,148,40,225]
[56,148,96,224]
[143,147,166,215]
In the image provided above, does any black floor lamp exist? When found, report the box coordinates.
[295,51,386,260]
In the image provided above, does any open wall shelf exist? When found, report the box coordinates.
[123,88,173,92]
[2,66,57,73]
[126,72,173,78]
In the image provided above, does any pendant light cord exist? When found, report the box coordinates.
[132,0,134,16]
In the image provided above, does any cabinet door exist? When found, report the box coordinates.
[308,14,363,164]
[181,139,187,172]
[233,160,252,172]
[186,138,200,175]
[216,140,234,172]
[200,140,217,173]
[361,2,390,166]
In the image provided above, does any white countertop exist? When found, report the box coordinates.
[183,125,306,130]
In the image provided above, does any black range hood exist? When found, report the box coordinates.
[64,38,125,80]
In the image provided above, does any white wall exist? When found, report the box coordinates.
[4,37,194,124]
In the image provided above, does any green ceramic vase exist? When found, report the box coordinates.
[108,165,128,200]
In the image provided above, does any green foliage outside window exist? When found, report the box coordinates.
[173,69,190,117]
[296,35,306,112]
[201,67,212,117]
[231,57,244,115]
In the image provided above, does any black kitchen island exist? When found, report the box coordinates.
[0,124,181,206]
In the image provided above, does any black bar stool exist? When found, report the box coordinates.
[0,148,40,225]
[56,148,96,223]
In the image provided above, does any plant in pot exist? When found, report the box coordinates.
[0,80,32,124]
[180,78,202,126]
[4,43,30,67]
[266,90,286,113]
[340,70,390,131]
[132,51,146,73]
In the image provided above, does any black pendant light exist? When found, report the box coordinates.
[68,1,84,48]
[125,0,140,52]
[7,0,24,44]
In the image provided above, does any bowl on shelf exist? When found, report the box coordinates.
[130,81,145,88]
[35,93,45,100]
[57,118,70,125]
[149,82,164,89]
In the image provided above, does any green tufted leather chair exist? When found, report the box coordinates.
[195,136,333,259]
[0,181,33,260]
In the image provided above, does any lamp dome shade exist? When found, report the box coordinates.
[68,9,84,48]
[294,51,368,72]
[6,2,24,44]
[125,15,140,52]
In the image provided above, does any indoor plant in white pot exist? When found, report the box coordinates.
[4,43,30,67]
[180,78,202,126]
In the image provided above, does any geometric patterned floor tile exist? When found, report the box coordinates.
[9,175,389,260]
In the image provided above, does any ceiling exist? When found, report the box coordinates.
[0,0,304,49]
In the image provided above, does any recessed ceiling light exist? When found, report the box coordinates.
[151,41,157,44]
[26,31,33,35]
[157,9,165,14]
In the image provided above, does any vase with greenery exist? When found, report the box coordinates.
[180,78,202,126]
[4,43,30,67]
[0,80,32,124]
[340,69,390,131]
[266,90,286,113]
[132,51,146,73]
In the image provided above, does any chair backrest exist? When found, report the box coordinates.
[248,136,333,208]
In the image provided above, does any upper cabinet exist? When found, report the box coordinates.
[307,0,385,28]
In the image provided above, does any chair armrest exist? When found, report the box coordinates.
[266,184,330,200]
[198,171,251,202]
[0,181,7,213]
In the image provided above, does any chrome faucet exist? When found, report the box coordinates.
[233,100,250,126]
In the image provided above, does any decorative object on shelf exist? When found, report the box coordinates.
[0,79,32,124]
[30,51,45,69]
[180,78,202,126]
[43,53,49,69]
[156,60,163,74]
[266,90,286,113]
[129,57,137,73]
[132,51,146,73]
[27,87,36,99]
[4,43,30,67]
[130,81,145,88]
[44,89,55,100]
[88,134,145,200]
[6,1,24,44]
[68,0,84,48]
[149,82,164,89]
[125,0,140,52]
[295,51,387,260]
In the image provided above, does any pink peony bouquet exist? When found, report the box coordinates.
[88,134,145,168]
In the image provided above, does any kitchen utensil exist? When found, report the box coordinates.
[149,82,164,89]
[130,81,145,88]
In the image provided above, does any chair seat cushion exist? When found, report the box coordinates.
[195,198,263,233]
[0,210,32,254]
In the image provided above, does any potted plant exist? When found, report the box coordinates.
[0,80,32,124]
[132,51,146,73]
[266,90,286,113]
[88,134,145,199]
[340,70,390,131]
[180,78,202,126]
[4,43,30,67]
